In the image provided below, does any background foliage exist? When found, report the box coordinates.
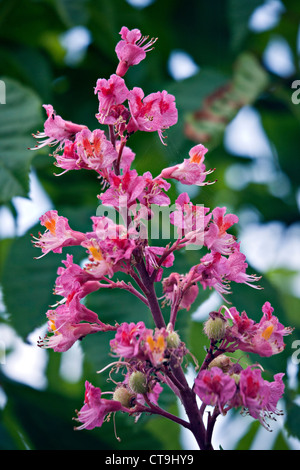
[0,0,299,450]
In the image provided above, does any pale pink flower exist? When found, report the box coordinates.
[144,245,175,281]
[38,294,116,352]
[160,144,215,185]
[32,210,86,257]
[127,87,178,143]
[31,104,87,151]
[115,26,157,76]
[74,381,122,430]
[194,367,237,413]
[95,74,129,124]
[222,243,262,288]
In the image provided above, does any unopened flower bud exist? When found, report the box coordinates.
[113,386,134,408]
[166,331,181,348]
[204,315,227,341]
[128,371,148,394]
[208,354,232,372]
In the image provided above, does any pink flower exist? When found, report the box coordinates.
[110,322,147,358]
[194,367,237,413]
[170,192,211,243]
[162,272,199,311]
[142,327,168,367]
[38,310,103,352]
[95,74,129,124]
[224,303,293,357]
[222,243,262,287]
[144,245,175,282]
[55,254,100,301]
[127,87,178,143]
[99,170,146,209]
[53,140,85,173]
[139,172,171,207]
[38,294,116,352]
[31,104,87,151]
[204,207,239,255]
[115,26,157,77]
[75,128,118,173]
[160,144,215,186]
[74,381,122,430]
[239,367,285,429]
[32,210,86,257]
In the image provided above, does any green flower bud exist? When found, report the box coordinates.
[113,386,134,408]
[204,316,227,341]
[166,331,181,348]
[208,354,232,372]
[128,371,148,394]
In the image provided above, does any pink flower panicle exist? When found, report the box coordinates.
[30,25,292,445]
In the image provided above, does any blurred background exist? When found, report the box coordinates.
[0,0,299,450]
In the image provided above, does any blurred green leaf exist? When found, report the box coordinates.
[0,78,42,204]
[184,52,269,148]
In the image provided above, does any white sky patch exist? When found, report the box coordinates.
[168,50,200,81]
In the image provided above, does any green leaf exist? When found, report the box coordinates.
[0,77,42,203]
[184,53,269,148]
[0,225,60,338]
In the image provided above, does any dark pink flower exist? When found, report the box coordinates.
[99,170,146,209]
[31,104,87,151]
[239,367,285,429]
[55,254,100,301]
[115,26,157,77]
[194,367,237,413]
[127,87,178,143]
[170,192,211,243]
[74,381,122,430]
[95,74,129,124]
[139,171,171,207]
[110,322,147,358]
[160,144,215,186]
[32,210,86,257]
[204,207,239,255]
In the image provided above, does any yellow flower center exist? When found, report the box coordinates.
[261,324,274,341]
[44,218,56,235]
[89,245,103,261]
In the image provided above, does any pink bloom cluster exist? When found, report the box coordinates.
[31,26,293,449]
[194,366,285,430]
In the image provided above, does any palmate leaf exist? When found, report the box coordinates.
[0,77,42,204]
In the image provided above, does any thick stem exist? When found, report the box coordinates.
[135,249,214,449]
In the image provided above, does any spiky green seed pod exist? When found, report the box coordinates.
[204,317,227,341]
